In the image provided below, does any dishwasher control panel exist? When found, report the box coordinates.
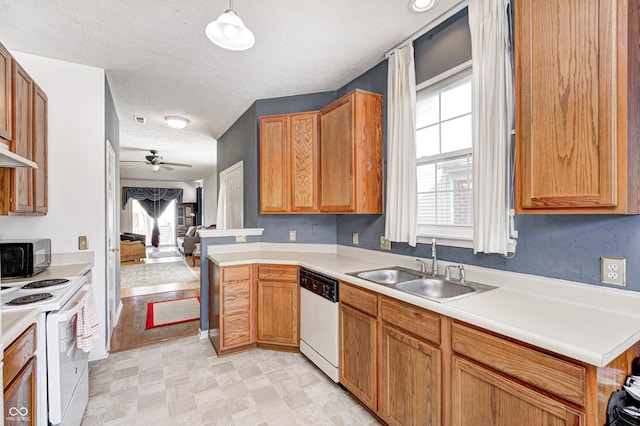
[300,268,338,303]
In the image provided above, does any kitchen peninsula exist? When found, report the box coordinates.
[207,243,640,425]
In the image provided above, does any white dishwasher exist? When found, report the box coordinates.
[299,268,339,382]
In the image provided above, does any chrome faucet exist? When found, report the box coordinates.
[431,238,437,276]
[445,264,466,283]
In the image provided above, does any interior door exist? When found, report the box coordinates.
[106,141,118,348]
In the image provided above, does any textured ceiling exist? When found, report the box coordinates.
[0,0,460,182]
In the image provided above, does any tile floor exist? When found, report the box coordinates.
[81,336,380,425]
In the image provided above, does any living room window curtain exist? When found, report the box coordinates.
[121,187,184,247]
[384,44,418,247]
[468,0,514,255]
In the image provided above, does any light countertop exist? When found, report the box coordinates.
[208,245,640,367]
[2,308,40,347]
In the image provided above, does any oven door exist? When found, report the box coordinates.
[46,286,90,425]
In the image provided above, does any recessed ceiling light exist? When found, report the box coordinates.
[408,0,435,13]
[165,116,190,129]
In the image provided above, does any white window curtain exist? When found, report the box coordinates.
[468,0,514,255]
[385,44,418,247]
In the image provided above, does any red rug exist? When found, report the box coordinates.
[146,296,200,329]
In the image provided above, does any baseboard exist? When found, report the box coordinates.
[198,329,208,339]
[114,301,123,326]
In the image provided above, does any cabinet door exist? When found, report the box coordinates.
[290,112,318,212]
[319,95,354,212]
[32,85,47,215]
[11,61,34,214]
[380,324,441,426]
[0,42,11,142]
[452,356,583,426]
[516,0,618,211]
[257,280,299,346]
[260,115,289,213]
[4,356,36,426]
[339,303,377,411]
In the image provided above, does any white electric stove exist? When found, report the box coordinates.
[1,275,90,426]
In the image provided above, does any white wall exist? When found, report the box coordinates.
[202,171,218,227]
[0,52,108,360]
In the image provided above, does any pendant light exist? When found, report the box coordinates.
[205,0,255,51]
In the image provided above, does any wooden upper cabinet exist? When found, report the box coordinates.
[0,42,12,142]
[290,113,318,212]
[10,61,34,215]
[260,115,289,213]
[319,89,382,214]
[516,0,640,213]
[259,112,318,214]
[33,84,47,215]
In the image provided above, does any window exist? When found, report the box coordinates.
[416,65,473,243]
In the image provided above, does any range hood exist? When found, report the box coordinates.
[0,144,37,168]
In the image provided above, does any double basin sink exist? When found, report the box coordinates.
[348,266,496,303]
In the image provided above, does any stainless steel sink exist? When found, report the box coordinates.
[395,278,496,302]
[351,267,424,286]
[348,266,497,302]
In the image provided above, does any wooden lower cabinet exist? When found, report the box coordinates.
[4,357,36,425]
[3,324,37,425]
[380,324,441,426]
[209,263,255,356]
[339,302,378,411]
[451,356,583,426]
[257,265,299,347]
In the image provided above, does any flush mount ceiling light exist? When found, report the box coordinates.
[205,0,255,51]
[165,116,190,129]
[408,0,435,13]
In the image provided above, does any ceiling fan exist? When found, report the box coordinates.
[121,150,192,171]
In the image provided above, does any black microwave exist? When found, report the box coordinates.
[0,239,51,278]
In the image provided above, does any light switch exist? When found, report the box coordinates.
[78,236,88,250]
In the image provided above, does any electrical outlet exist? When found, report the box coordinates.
[380,236,391,250]
[312,224,320,236]
[78,236,88,250]
[289,230,296,241]
[601,257,626,286]
[235,235,247,243]
[352,232,359,245]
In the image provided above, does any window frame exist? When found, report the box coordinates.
[415,60,474,248]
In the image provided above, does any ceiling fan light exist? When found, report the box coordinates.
[408,0,435,13]
[205,9,255,51]
[151,164,161,172]
[165,116,190,129]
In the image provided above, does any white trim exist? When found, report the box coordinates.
[199,329,208,339]
[198,228,264,238]
[416,59,473,91]
[385,0,469,58]
[114,301,123,328]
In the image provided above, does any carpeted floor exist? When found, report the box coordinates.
[121,261,199,288]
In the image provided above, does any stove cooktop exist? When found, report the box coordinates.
[21,278,70,290]
[1,275,87,312]
[6,293,54,306]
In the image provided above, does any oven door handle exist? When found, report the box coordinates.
[53,286,90,322]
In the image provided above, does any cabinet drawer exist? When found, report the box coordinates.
[340,282,377,316]
[258,265,298,281]
[222,281,251,314]
[3,323,36,387]
[222,313,252,348]
[222,265,251,282]
[381,297,440,345]
[451,322,586,406]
